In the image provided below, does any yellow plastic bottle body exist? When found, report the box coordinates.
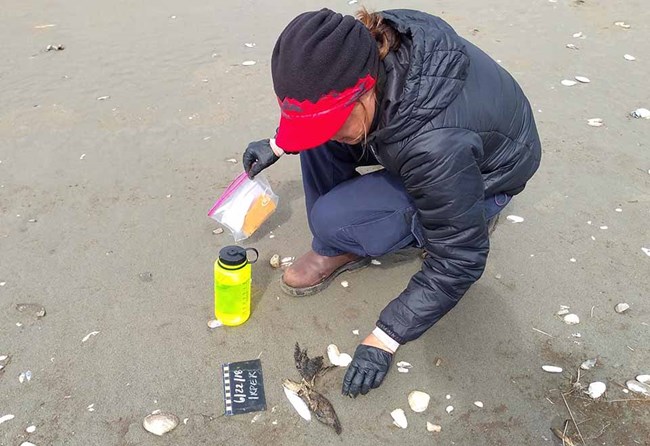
[214,259,251,326]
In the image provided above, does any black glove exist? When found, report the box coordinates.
[342,344,393,397]
[242,139,280,179]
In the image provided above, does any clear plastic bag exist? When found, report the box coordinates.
[208,172,279,241]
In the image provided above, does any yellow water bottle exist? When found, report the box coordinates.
[214,245,258,326]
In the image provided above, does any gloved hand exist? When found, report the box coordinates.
[242,139,280,179]
[342,344,393,397]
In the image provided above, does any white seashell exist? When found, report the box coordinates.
[557,308,570,316]
[282,384,311,421]
[207,319,223,329]
[26,425,36,433]
[0,414,15,424]
[143,413,179,436]
[572,32,583,38]
[340,280,349,288]
[352,329,359,336]
[563,314,580,325]
[96,96,110,101]
[615,208,622,212]
[19,372,25,383]
[580,358,597,370]
[244,43,256,48]
[542,365,563,373]
[631,108,650,119]
[242,60,256,66]
[390,408,408,428]
[570,258,577,263]
[427,422,442,432]
[270,254,280,268]
[474,401,484,408]
[614,303,630,314]
[20,443,36,446]
[87,404,95,412]
[82,331,100,342]
[226,158,237,163]
[614,21,631,29]
[25,370,32,381]
[587,118,604,127]
[0,355,7,361]
[348,0,358,4]
[212,228,223,235]
[636,375,650,384]
[326,344,352,367]
[624,54,636,61]
[396,361,412,369]
[445,405,454,414]
[397,367,410,373]
[408,391,430,413]
[599,225,608,230]
[566,43,578,50]
[643,247,650,257]
[371,259,381,265]
[575,76,590,83]
[587,381,606,399]
[446,394,451,400]
[561,80,577,87]
[506,215,524,223]
[626,380,650,396]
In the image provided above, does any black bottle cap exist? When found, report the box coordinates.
[218,245,247,266]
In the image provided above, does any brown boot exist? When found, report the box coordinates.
[281,250,370,297]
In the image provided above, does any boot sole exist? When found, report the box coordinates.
[281,257,372,297]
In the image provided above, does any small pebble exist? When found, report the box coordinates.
[542,365,563,373]
[427,422,442,432]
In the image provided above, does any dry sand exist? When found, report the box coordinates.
[1,0,649,444]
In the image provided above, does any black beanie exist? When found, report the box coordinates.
[272,8,379,103]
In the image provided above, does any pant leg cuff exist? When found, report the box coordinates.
[312,239,346,257]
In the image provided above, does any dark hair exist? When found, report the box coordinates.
[356,8,400,60]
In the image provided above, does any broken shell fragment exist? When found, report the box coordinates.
[396,361,412,369]
[506,215,524,223]
[352,329,359,336]
[143,412,179,436]
[82,331,100,343]
[390,408,408,429]
[282,382,311,421]
[212,228,223,235]
[566,43,578,50]
[563,314,580,325]
[26,425,36,433]
[572,32,584,38]
[626,380,650,396]
[340,280,349,288]
[474,401,484,408]
[407,391,430,413]
[631,108,650,119]
[242,60,256,66]
[326,344,352,367]
[636,375,650,384]
[445,405,454,414]
[207,319,222,329]
[614,21,631,29]
[397,367,410,373]
[615,303,630,314]
[542,365,563,373]
[587,118,604,127]
[575,76,590,83]
[270,254,281,269]
[561,79,577,87]
[0,414,15,424]
[371,259,381,265]
[587,381,606,399]
[244,43,256,48]
[624,54,636,61]
[580,358,597,370]
[20,442,36,446]
[427,422,442,432]
[557,308,570,316]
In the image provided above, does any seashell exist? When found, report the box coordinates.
[626,380,650,396]
[340,280,349,288]
[445,405,454,414]
[631,108,650,119]
[624,54,636,61]
[408,391,430,412]
[326,344,352,367]
[570,258,577,263]
[0,414,15,424]
[587,118,604,127]
[19,372,26,383]
[557,308,570,316]
[96,96,110,101]
[599,225,608,230]
[636,375,650,384]
[445,394,451,400]
[207,319,222,329]
[396,361,412,369]
[615,208,622,212]
[542,365,563,373]
[282,382,311,421]
[16,303,46,319]
[270,254,281,269]
[25,370,32,381]
[587,381,606,399]
[566,43,579,50]
[614,21,631,29]
[371,259,382,265]
[614,303,630,314]
[397,367,410,373]
[0,355,6,361]
[242,60,256,66]
[87,404,95,412]
[390,408,407,428]
[352,329,359,336]
[82,331,100,342]
[506,215,524,223]
[143,412,180,436]
[20,443,36,446]
[212,227,223,235]
[572,32,583,38]
[26,425,36,433]
[563,314,580,325]
[580,358,597,370]
[561,80,577,87]
[643,247,650,257]
[474,401,484,408]
[244,43,256,48]
[348,0,358,4]
[575,76,590,83]
[427,422,442,432]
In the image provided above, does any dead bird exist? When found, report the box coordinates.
[284,343,342,435]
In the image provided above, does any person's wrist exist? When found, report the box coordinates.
[269,138,285,158]
[371,327,400,353]
[362,332,395,354]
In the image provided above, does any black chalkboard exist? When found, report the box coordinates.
[222,359,267,416]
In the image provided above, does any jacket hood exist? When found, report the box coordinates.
[372,10,470,145]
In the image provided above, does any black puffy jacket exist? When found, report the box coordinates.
[370,10,541,344]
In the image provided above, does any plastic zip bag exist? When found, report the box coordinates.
[208,172,279,241]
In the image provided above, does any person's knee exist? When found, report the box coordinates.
[309,194,347,244]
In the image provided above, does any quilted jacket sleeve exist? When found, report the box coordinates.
[376,127,489,344]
